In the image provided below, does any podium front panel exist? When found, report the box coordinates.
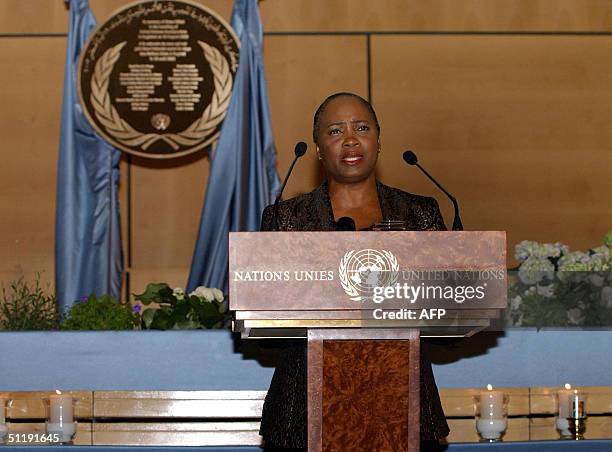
[230,231,506,312]
[307,329,420,452]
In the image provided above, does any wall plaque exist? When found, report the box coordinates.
[78,0,239,158]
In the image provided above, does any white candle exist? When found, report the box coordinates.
[49,392,74,424]
[476,418,507,440]
[557,384,573,418]
[479,384,504,419]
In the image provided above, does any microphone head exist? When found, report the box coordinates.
[294,141,308,157]
[402,150,418,165]
[336,216,356,231]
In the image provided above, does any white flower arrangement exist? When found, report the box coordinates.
[190,286,224,303]
[135,283,227,330]
[508,231,612,328]
[517,256,555,285]
[514,240,568,261]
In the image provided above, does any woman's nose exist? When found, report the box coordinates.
[342,130,358,147]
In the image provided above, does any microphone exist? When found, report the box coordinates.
[402,150,463,231]
[335,216,356,231]
[294,141,307,157]
[271,142,308,231]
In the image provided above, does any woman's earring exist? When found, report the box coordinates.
[318,153,322,161]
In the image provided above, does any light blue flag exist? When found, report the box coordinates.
[55,0,123,311]
[187,0,280,293]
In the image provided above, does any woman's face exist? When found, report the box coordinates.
[316,96,380,184]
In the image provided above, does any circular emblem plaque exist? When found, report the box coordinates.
[78,0,239,158]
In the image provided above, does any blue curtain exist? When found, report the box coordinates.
[187,0,280,293]
[55,0,123,311]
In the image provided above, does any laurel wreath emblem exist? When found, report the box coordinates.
[90,40,233,152]
[339,250,361,301]
[338,249,400,302]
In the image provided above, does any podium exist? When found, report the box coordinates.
[229,231,506,451]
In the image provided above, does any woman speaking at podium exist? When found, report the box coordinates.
[259,92,449,450]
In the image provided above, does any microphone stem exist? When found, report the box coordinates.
[415,163,454,203]
[415,162,463,231]
[276,156,299,203]
[271,154,300,231]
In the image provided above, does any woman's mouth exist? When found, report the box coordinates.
[341,153,363,165]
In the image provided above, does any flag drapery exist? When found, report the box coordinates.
[187,0,280,293]
[55,0,123,311]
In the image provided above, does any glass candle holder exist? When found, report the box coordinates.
[0,398,8,444]
[570,391,587,419]
[568,391,588,440]
[474,390,509,442]
[44,394,77,445]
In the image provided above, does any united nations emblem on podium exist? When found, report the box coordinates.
[338,249,400,302]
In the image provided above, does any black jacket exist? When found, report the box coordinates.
[259,180,450,448]
[261,180,446,233]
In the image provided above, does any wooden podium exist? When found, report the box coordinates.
[229,231,506,451]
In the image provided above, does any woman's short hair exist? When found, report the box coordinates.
[312,92,381,145]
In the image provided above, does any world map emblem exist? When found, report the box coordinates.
[77,0,240,158]
[338,249,400,302]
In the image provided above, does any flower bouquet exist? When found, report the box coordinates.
[508,231,612,328]
[135,283,227,330]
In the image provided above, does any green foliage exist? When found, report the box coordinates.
[60,294,139,330]
[135,283,227,330]
[508,232,612,328]
[0,276,60,330]
[137,282,175,305]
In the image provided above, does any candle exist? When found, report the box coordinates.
[46,391,76,443]
[49,391,73,424]
[571,390,586,418]
[479,384,504,419]
[557,383,573,419]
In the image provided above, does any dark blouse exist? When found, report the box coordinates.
[259,180,450,448]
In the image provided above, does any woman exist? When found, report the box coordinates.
[259,92,449,450]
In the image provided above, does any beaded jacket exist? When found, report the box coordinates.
[258,180,450,448]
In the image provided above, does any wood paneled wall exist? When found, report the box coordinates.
[1,1,611,298]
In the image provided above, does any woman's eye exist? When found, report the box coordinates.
[329,128,341,135]
[357,124,369,131]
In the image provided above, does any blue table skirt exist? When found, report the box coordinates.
[1,329,612,391]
